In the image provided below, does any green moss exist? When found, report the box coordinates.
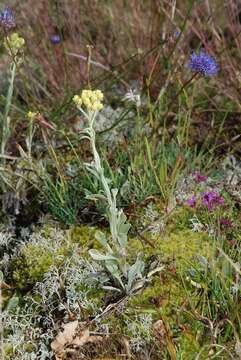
[12,245,56,287]
[128,228,210,311]
[3,343,14,359]
[70,225,96,246]
[129,229,210,270]
[126,228,212,358]
[129,272,186,316]
[4,342,36,360]
[158,230,209,268]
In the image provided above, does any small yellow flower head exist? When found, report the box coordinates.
[4,32,25,56]
[72,95,82,107]
[73,89,104,112]
[95,90,104,101]
[27,111,39,120]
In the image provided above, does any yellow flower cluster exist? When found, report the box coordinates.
[4,32,25,56]
[73,89,104,111]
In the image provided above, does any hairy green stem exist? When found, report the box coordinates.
[88,112,120,248]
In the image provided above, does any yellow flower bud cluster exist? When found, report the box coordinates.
[73,89,104,111]
[27,111,39,120]
[4,32,25,56]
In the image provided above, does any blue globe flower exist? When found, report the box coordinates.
[0,8,15,29]
[50,34,61,45]
[188,50,218,77]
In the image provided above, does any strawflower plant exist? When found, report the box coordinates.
[73,90,149,294]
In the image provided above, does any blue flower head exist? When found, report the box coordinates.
[188,50,218,77]
[0,8,15,29]
[50,34,61,45]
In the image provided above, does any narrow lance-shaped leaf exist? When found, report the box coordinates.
[89,249,117,261]
[127,257,145,292]
[105,260,125,290]
[95,230,113,253]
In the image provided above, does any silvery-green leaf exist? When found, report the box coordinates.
[0,270,3,281]
[105,177,112,184]
[84,165,100,179]
[105,261,119,276]
[119,223,131,235]
[89,249,117,261]
[147,266,165,278]
[85,193,106,201]
[95,230,113,252]
[105,261,125,289]
[127,258,145,291]
[112,188,118,198]
[129,278,146,293]
[117,233,128,248]
[102,285,122,293]
[116,211,130,247]
[95,230,107,245]
[117,211,126,224]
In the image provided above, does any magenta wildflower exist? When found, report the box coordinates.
[220,218,232,228]
[201,191,224,211]
[186,195,197,208]
[193,171,207,183]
